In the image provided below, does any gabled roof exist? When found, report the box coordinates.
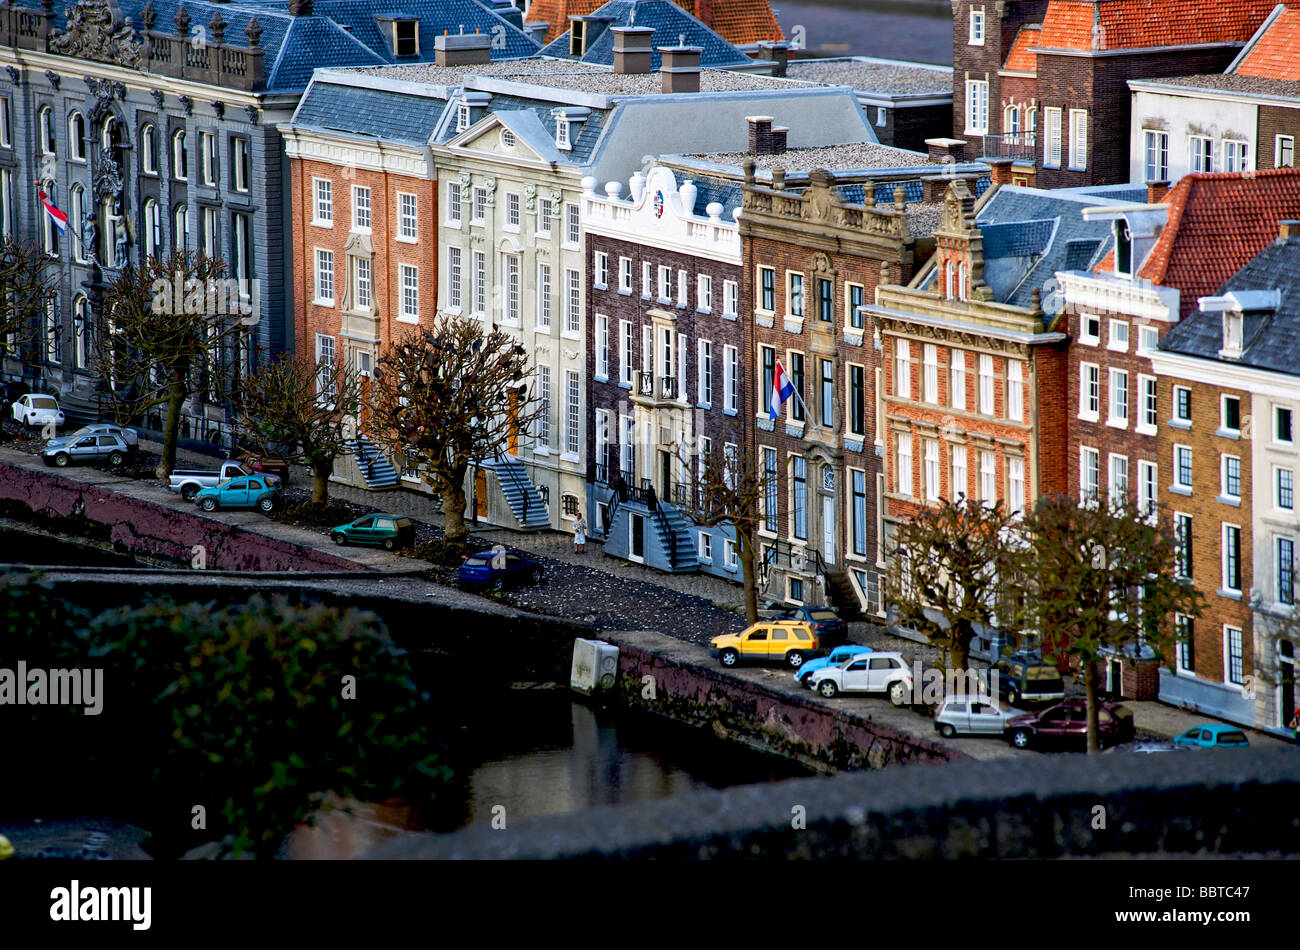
[524,0,783,47]
[982,218,1056,258]
[539,0,754,69]
[1003,24,1041,72]
[1035,0,1275,52]
[1232,3,1300,80]
[1159,234,1300,373]
[1100,168,1300,316]
[291,80,449,144]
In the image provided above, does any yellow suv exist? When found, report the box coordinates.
[710,621,820,669]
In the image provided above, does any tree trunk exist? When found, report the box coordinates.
[951,618,972,672]
[155,379,187,479]
[310,458,333,505]
[1084,658,1100,754]
[441,473,469,553]
[738,528,758,626]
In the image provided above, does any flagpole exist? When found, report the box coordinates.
[773,357,826,431]
[34,179,86,255]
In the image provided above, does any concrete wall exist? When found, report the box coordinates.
[1130,89,1259,185]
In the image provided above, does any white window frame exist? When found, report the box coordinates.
[896,433,913,497]
[1221,524,1243,596]
[698,338,713,407]
[950,350,966,411]
[1222,139,1250,173]
[1277,134,1295,169]
[446,182,462,226]
[965,79,989,135]
[1107,368,1128,428]
[724,345,739,414]
[1173,444,1193,492]
[724,279,739,318]
[619,257,633,293]
[1007,359,1024,422]
[1189,135,1214,173]
[978,353,995,416]
[895,339,912,399]
[564,202,580,247]
[398,192,418,241]
[505,192,521,231]
[951,445,968,502]
[594,251,608,289]
[969,8,985,44]
[400,263,420,322]
[1109,453,1129,506]
[1136,374,1158,435]
[924,439,941,502]
[536,262,552,330]
[922,343,939,405]
[314,248,334,304]
[564,268,581,335]
[1138,459,1158,517]
[313,177,333,226]
[1068,109,1087,170]
[1143,129,1169,182]
[1107,319,1129,352]
[352,184,371,232]
[1080,446,1100,503]
[978,450,997,506]
[446,248,462,312]
[596,313,610,381]
[1044,107,1062,167]
[697,273,712,313]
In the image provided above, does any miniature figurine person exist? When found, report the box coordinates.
[573,511,587,555]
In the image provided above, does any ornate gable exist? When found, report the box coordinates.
[50,0,143,69]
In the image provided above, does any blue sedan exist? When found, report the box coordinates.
[1171,724,1250,749]
[457,548,545,591]
[794,644,874,687]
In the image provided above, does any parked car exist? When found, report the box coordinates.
[1005,698,1135,750]
[41,432,130,468]
[193,475,281,514]
[933,695,1018,737]
[47,423,139,453]
[10,393,64,430]
[807,651,914,703]
[710,620,819,670]
[994,652,1066,706]
[1171,724,1251,749]
[795,643,873,687]
[761,603,848,644]
[169,460,281,501]
[457,549,545,591]
[330,514,415,551]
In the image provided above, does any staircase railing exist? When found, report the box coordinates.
[760,538,832,592]
[493,454,533,525]
[649,489,679,570]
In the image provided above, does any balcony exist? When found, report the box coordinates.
[635,371,678,403]
[981,132,1036,163]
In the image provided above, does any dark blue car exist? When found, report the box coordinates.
[457,548,545,591]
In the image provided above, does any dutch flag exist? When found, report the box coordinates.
[769,358,795,421]
[38,185,67,235]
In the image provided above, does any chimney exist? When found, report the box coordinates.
[1280,220,1300,241]
[747,115,774,154]
[754,40,789,77]
[612,25,654,74]
[435,32,491,66]
[770,126,788,154]
[287,0,311,14]
[1147,180,1169,204]
[985,157,1014,187]
[925,137,966,164]
[659,45,702,94]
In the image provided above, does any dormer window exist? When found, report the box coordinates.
[570,19,586,57]
[555,117,571,150]
[394,20,418,56]
[1114,219,1132,278]
[457,100,470,133]
[1222,311,1243,359]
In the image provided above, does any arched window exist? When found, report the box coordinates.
[69,185,85,263]
[172,130,187,181]
[38,106,55,155]
[958,262,968,302]
[144,199,161,259]
[41,180,59,256]
[1005,105,1020,141]
[100,115,117,151]
[141,123,157,174]
[73,295,87,370]
[68,112,86,160]
[173,203,188,250]
[99,196,114,264]
[944,260,955,299]
[1028,107,1038,137]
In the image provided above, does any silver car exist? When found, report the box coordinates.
[933,696,1017,737]
[42,432,130,468]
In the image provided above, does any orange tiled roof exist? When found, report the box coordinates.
[1094,168,1300,316]
[1038,0,1275,51]
[1235,5,1300,79]
[1004,24,1041,71]
[524,0,784,47]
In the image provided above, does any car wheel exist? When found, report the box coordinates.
[332,533,347,546]
[818,679,838,699]
[1010,729,1031,749]
[889,681,909,706]
[530,568,543,584]
[181,485,198,502]
[200,498,217,512]
[383,538,395,551]
[108,451,124,467]
[259,497,275,514]
[940,723,957,738]
[786,650,805,669]
[719,649,739,668]
[53,452,70,467]
[1007,687,1021,706]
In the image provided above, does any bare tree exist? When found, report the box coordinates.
[1024,494,1205,753]
[237,353,364,505]
[87,251,250,478]
[366,318,538,553]
[883,495,1032,671]
[0,236,57,360]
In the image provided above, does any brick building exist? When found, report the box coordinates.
[953,0,1276,189]
[525,0,784,49]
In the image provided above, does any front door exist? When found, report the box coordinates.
[507,390,520,457]
[660,450,672,501]
[842,657,871,690]
[821,495,835,565]
[474,468,488,520]
[629,513,645,562]
[1107,658,1123,697]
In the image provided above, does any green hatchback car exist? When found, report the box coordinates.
[330,514,416,550]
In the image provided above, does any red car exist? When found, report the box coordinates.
[1006,698,1135,750]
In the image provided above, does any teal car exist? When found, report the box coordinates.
[193,475,281,514]
[330,514,416,550]
[795,644,873,687]
[1171,724,1250,749]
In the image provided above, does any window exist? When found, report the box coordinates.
[593,252,608,289]
[440,184,461,230]
[44,296,59,364]
[200,131,217,186]
[565,371,581,456]
[1174,445,1193,491]
[1276,406,1294,443]
[1174,513,1193,579]
[201,206,217,256]
[1222,524,1242,593]
[759,266,776,311]
[443,247,462,311]
[1222,455,1241,501]
[555,117,571,150]
[535,263,552,329]
[503,254,521,323]
[761,346,776,415]
[1173,386,1191,425]
[1278,467,1294,511]
[68,112,86,160]
[536,365,551,448]
[505,192,520,229]
[401,264,419,321]
[847,283,864,329]
[1008,457,1025,516]
[791,455,808,539]
[471,187,487,223]
[896,433,913,496]
[144,198,162,261]
[641,261,651,298]
[233,138,250,193]
[965,80,989,135]
[979,450,996,504]
[173,203,188,250]
[565,203,580,246]
[499,129,516,150]
[969,8,985,44]
[1221,395,1241,435]
[789,352,805,422]
[924,440,941,501]
[1136,375,1158,433]
[1108,369,1128,426]
[724,280,739,317]
[724,538,738,569]
[530,198,551,238]
[1278,134,1295,169]
[1044,108,1062,167]
[848,365,865,436]
[1138,325,1159,354]
[699,531,712,562]
[922,344,939,404]
[315,334,335,397]
[1138,460,1157,516]
[596,314,609,380]
[978,354,994,415]
[394,19,418,56]
[347,185,370,233]
[697,274,712,312]
[621,415,635,476]
[763,448,779,533]
[1222,139,1249,173]
[314,249,334,303]
[1224,626,1244,685]
[313,178,333,225]
[1175,614,1195,672]
[352,257,372,310]
[472,251,486,315]
[851,469,868,557]
[565,269,581,333]
[1079,313,1101,345]
[397,192,417,241]
[819,359,834,428]
[950,351,966,411]
[895,340,912,399]
[1007,359,1023,421]
[1109,454,1129,505]
[38,106,54,154]
[1190,135,1213,173]
[724,345,739,413]
[68,187,85,262]
[1080,447,1099,502]
[1107,320,1128,352]
[72,295,87,369]
[677,270,687,308]
[171,129,187,180]
[617,257,632,293]
[788,273,805,318]
[1062,108,1089,170]
[619,320,633,386]
[952,445,968,501]
[1279,537,1295,605]
[812,278,832,323]
[698,339,713,405]
[0,98,9,148]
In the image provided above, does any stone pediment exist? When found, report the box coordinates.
[50,0,144,70]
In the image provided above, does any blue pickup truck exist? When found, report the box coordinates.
[193,475,281,514]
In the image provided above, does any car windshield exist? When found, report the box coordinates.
[463,556,490,567]
[809,610,838,620]
[1027,666,1060,680]
[70,426,96,437]
[31,397,56,409]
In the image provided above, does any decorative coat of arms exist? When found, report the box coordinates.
[50,0,144,69]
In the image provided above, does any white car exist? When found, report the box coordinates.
[933,696,1017,737]
[807,652,914,703]
[11,393,65,429]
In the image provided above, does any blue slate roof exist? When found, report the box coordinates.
[48,0,540,94]
[1160,236,1300,374]
[686,175,743,216]
[539,0,753,69]
[437,91,611,164]
[981,218,1055,259]
[292,82,450,144]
